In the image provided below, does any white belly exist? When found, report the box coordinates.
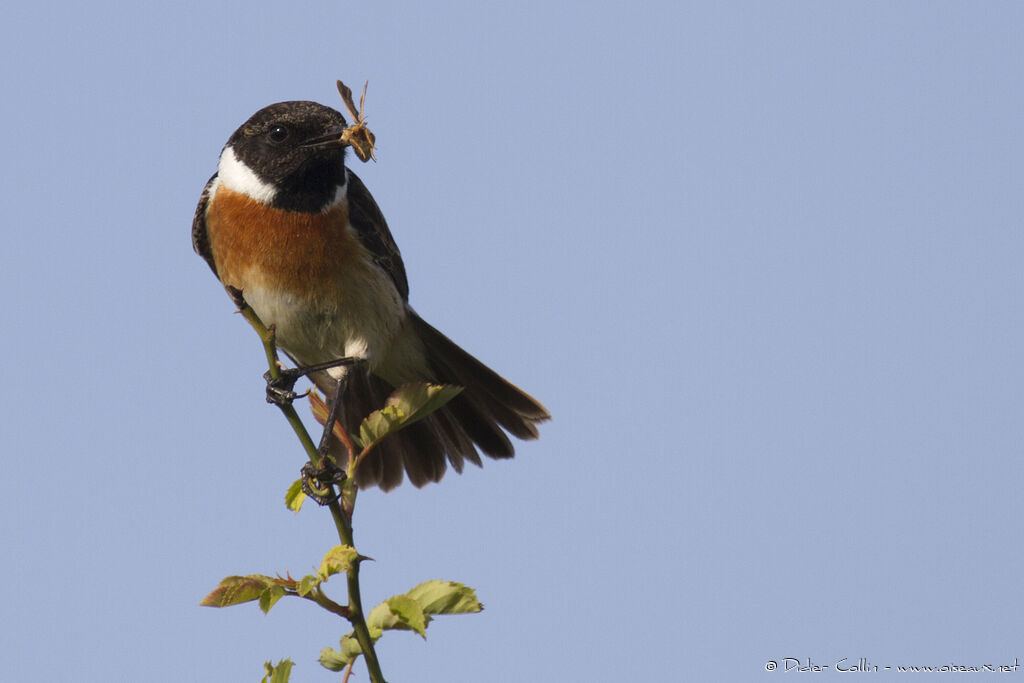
[243,269,408,378]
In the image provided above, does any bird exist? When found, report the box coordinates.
[192,100,549,491]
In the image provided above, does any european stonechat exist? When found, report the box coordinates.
[193,101,549,490]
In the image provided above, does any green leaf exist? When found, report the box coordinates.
[259,584,286,613]
[319,634,364,671]
[366,601,394,636]
[200,575,276,608]
[357,383,462,448]
[318,545,358,580]
[405,580,484,616]
[295,574,320,598]
[393,383,464,424]
[261,659,293,683]
[318,647,348,672]
[386,595,427,638]
[366,595,428,639]
[340,632,365,657]
[284,478,306,513]
[357,405,403,448]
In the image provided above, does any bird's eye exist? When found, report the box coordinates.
[267,125,290,143]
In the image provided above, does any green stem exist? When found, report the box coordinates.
[329,483,386,682]
[232,291,324,468]
[306,588,350,619]
[230,288,386,683]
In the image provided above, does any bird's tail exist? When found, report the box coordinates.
[311,312,550,491]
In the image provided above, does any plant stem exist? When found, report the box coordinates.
[231,290,324,468]
[306,588,350,619]
[329,483,386,682]
[230,288,386,683]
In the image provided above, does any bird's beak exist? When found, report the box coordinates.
[301,125,349,148]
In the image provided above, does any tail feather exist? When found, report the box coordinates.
[395,418,447,487]
[412,316,551,422]
[430,407,478,471]
[446,395,515,459]
[308,312,549,491]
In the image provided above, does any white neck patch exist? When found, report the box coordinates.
[218,145,277,203]
[324,173,349,210]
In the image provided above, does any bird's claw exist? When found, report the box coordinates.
[264,368,310,406]
[300,460,347,505]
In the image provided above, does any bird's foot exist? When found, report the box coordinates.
[300,460,347,506]
[264,367,308,406]
[263,356,363,406]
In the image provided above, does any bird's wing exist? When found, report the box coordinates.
[345,169,410,301]
[192,173,219,277]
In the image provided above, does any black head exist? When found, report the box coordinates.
[222,101,349,212]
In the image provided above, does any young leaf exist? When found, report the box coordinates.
[259,584,287,613]
[319,647,349,672]
[366,601,393,634]
[296,574,321,597]
[200,575,276,608]
[261,659,293,683]
[284,478,306,513]
[358,383,462,448]
[366,595,427,638]
[405,580,484,616]
[357,405,404,448]
[320,634,364,671]
[389,383,463,427]
[386,595,428,638]
[318,545,359,580]
[340,632,365,657]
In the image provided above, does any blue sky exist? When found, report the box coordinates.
[3,2,1023,681]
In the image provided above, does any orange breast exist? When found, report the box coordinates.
[205,186,361,308]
